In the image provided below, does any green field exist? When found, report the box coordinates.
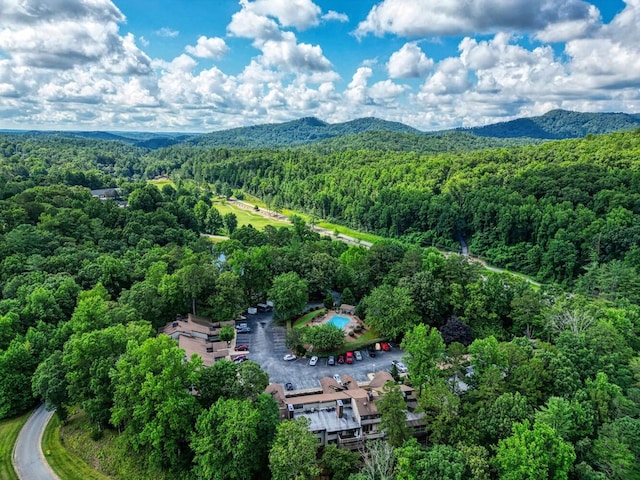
[315,221,383,245]
[0,410,31,480]
[213,202,289,230]
[148,177,175,189]
[42,415,112,480]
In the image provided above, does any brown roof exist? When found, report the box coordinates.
[178,335,215,366]
[367,371,395,389]
[354,396,379,416]
[266,383,286,406]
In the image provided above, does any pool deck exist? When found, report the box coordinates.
[311,310,362,334]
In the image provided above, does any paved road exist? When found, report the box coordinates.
[13,404,60,480]
[235,309,404,391]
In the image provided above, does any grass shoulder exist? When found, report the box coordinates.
[43,410,166,480]
[0,410,31,480]
[42,413,111,480]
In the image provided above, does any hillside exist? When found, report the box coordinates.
[304,130,542,154]
[186,116,421,148]
[3,110,640,150]
[463,109,640,139]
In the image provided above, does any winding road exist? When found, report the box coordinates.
[13,404,60,480]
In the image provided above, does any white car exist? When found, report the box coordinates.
[283,354,297,361]
[392,360,408,373]
[309,356,318,366]
[333,374,342,385]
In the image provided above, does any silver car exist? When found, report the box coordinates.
[309,356,319,366]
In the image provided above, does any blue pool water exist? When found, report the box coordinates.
[327,315,350,329]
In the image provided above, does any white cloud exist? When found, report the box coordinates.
[355,0,598,38]
[536,4,601,42]
[1,0,640,133]
[259,32,332,72]
[185,36,229,59]
[322,10,349,23]
[228,8,283,42]
[564,0,640,90]
[0,0,151,73]
[420,57,472,95]
[387,42,433,78]
[155,27,179,38]
[369,79,408,103]
[247,0,322,30]
[345,66,372,104]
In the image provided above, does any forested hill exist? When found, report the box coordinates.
[184,116,421,148]
[304,130,542,154]
[3,110,640,150]
[158,129,640,291]
[462,109,640,139]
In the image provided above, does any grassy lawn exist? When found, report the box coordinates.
[0,410,31,480]
[291,309,326,330]
[42,414,112,480]
[148,177,175,189]
[213,201,289,230]
[315,221,383,245]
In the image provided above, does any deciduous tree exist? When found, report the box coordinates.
[269,272,308,322]
[269,417,319,480]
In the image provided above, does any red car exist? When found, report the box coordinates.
[232,354,247,363]
[380,342,391,351]
[337,355,345,364]
[346,351,354,364]
[234,344,249,351]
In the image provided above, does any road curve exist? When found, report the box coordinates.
[13,404,60,480]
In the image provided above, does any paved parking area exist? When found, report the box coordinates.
[235,310,405,390]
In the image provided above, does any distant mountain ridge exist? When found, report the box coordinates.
[461,109,640,139]
[2,110,639,150]
[186,116,421,148]
[185,110,640,148]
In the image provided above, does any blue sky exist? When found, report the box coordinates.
[0,0,638,132]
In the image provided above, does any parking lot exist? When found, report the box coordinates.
[234,309,405,390]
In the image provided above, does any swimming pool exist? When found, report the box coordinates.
[327,315,350,329]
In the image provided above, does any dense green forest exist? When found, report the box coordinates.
[147,130,640,293]
[1,129,640,479]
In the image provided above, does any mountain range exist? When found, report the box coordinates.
[2,109,639,150]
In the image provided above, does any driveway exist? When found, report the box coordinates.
[13,404,60,480]
[236,310,405,390]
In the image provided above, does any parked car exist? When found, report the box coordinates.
[346,351,354,364]
[232,354,247,364]
[333,374,342,385]
[283,354,297,361]
[380,342,391,351]
[375,342,382,351]
[328,355,336,366]
[354,350,363,361]
[285,382,294,391]
[237,327,252,333]
[392,360,408,373]
[368,345,376,357]
[235,323,248,330]
[337,355,345,364]
[309,356,319,366]
[234,344,249,351]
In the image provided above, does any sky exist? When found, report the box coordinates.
[0,0,638,133]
